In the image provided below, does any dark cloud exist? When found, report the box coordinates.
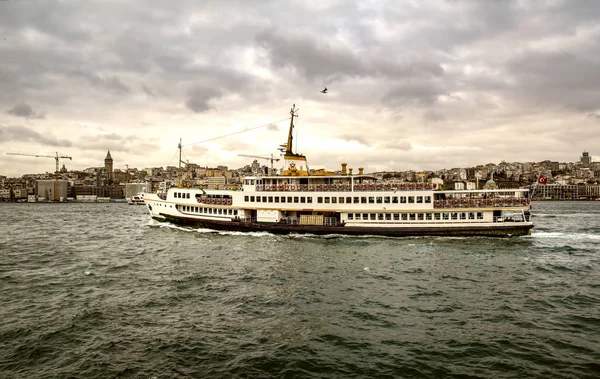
[380,140,412,151]
[141,83,155,98]
[0,125,71,146]
[340,134,369,146]
[6,103,46,119]
[381,81,446,107]
[423,110,446,123]
[185,86,222,113]
[71,70,131,94]
[505,51,600,112]
[256,28,368,81]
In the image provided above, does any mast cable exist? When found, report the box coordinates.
[182,117,290,148]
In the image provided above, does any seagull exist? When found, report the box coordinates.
[320,87,327,94]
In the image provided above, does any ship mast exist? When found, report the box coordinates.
[283,104,299,155]
[177,138,182,188]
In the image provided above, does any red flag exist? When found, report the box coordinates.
[537,175,547,185]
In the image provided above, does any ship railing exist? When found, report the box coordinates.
[433,198,531,208]
[494,216,525,223]
[255,183,441,192]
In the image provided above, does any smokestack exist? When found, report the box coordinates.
[349,168,353,175]
[358,167,364,175]
[341,163,347,175]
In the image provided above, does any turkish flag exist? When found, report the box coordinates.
[537,175,547,185]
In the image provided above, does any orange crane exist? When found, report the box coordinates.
[7,152,72,201]
[238,154,280,175]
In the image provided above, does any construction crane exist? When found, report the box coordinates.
[7,152,72,201]
[238,154,280,175]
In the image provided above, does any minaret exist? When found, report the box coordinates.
[105,150,114,183]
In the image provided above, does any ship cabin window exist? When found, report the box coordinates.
[408,196,415,204]
[425,196,431,203]
[209,208,213,214]
[434,213,441,220]
[324,197,330,203]
[416,196,423,203]
[370,213,376,220]
[187,193,190,199]
[274,196,279,203]
[234,210,238,215]
[268,196,273,202]
[362,213,368,220]
[354,197,359,203]
[376,197,382,204]
[346,197,352,203]
[218,209,223,215]
[307,197,312,203]
[280,196,286,203]
[338,197,344,204]
[384,197,390,204]
[287,196,293,203]
[361,197,367,204]
[451,213,458,220]
[331,197,337,204]
[477,212,483,220]
[400,196,407,204]
[393,213,399,220]
[426,213,432,220]
[409,213,416,220]
[469,212,475,220]
[294,197,299,203]
[443,213,450,220]
[251,180,255,185]
[417,213,424,220]
[245,196,249,202]
[262,196,267,202]
[369,197,375,204]
[378,214,384,220]
[318,197,323,203]
[402,214,408,221]
[348,213,354,220]
[256,196,261,202]
[392,197,398,204]
[460,213,466,220]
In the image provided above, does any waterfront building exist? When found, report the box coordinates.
[531,184,578,200]
[71,185,123,199]
[206,175,226,189]
[37,180,69,201]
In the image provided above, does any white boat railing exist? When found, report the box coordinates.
[254,183,440,192]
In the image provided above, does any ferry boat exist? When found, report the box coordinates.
[144,105,533,237]
[128,193,145,205]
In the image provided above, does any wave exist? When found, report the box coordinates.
[532,231,600,241]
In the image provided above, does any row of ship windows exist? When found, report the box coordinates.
[348,212,485,221]
[174,192,190,199]
[244,195,433,204]
[181,205,239,216]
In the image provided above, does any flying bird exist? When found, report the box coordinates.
[320,87,327,94]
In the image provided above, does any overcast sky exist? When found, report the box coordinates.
[1,0,599,177]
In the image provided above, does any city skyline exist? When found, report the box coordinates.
[2,1,600,177]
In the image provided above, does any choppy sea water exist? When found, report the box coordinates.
[1,201,599,379]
